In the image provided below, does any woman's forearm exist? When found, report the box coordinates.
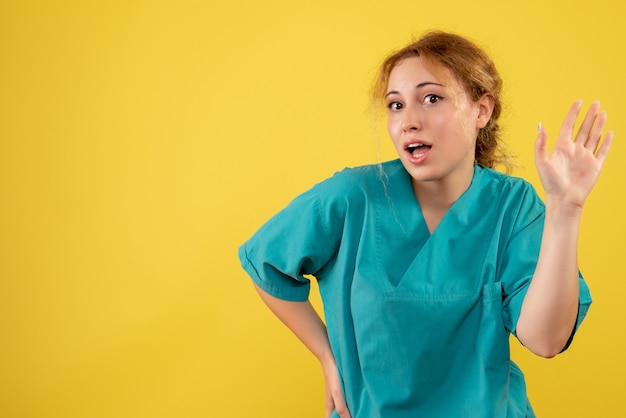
[253,283,335,365]
[253,283,351,417]
[516,201,582,358]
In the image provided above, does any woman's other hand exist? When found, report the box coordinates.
[322,358,351,418]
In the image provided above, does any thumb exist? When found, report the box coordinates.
[534,121,548,167]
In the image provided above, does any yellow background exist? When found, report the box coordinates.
[1,0,624,417]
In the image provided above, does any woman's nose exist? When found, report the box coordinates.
[401,109,422,131]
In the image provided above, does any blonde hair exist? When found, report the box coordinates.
[371,31,513,172]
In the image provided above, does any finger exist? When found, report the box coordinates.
[573,100,601,145]
[325,390,334,418]
[559,100,583,143]
[332,391,351,418]
[534,122,548,166]
[594,130,614,167]
[586,110,608,153]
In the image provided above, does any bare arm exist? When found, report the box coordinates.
[253,283,351,418]
[516,201,582,357]
[516,101,613,357]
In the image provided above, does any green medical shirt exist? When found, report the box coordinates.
[239,160,591,418]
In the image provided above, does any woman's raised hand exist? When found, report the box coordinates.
[534,100,613,210]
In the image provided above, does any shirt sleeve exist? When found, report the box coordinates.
[238,175,348,302]
[498,182,592,351]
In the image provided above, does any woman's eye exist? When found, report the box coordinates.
[387,102,403,111]
[423,94,442,104]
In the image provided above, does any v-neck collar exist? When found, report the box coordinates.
[383,160,481,240]
[374,161,496,294]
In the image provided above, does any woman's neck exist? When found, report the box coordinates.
[411,166,475,233]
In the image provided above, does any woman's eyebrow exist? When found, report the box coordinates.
[385,82,445,98]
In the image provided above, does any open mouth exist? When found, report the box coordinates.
[406,143,431,156]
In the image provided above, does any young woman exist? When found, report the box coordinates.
[238,31,613,417]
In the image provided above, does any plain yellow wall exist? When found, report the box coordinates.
[1,0,624,417]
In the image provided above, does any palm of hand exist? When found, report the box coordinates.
[535,101,613,209]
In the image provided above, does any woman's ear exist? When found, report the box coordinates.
[476,94,495,129]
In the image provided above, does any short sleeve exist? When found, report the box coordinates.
[238,175,349,302]
[499,183,592,351]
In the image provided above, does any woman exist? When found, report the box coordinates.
[238,31,613,417]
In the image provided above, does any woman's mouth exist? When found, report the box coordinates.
[405,142,431,164]
[406,143,431,156]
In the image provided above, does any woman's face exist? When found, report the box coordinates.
[385,56,492,191]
